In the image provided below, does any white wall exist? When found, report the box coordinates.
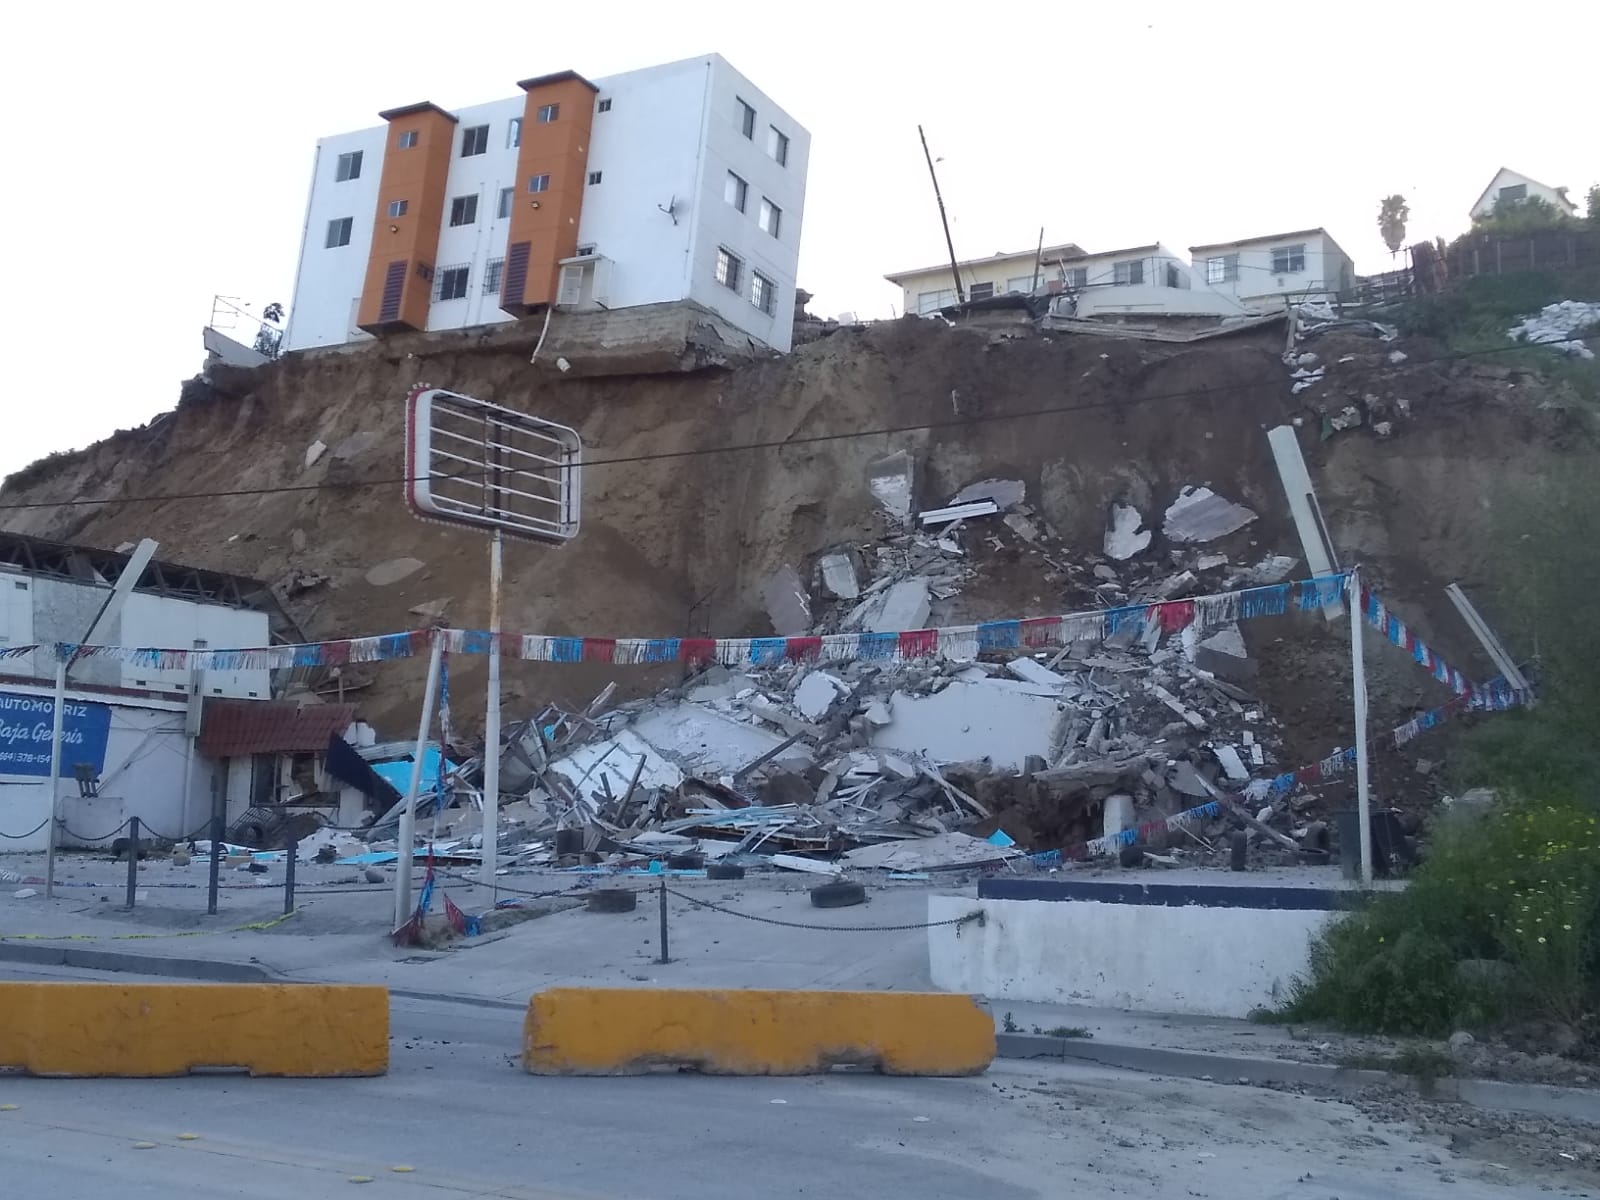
[1193,233,1352,309]
[577,59,706,310]
[118,592,271,701]
[684,55,809,353]
[426,97,523,335]
[0,687,204,853]
[0,573,269,700]
[927,894,1343,1018]
[283,126,386,352]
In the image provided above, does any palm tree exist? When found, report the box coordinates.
[1378,195,1410,257]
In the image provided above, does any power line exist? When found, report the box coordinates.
[0,334,1577,514]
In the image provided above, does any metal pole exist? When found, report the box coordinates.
[1030,226,1044,294]
[657,872,669,964]
[917,125,965,305]
[1349,569,1374,887]
[44,539,160,900]
[284,836,297,916]
[123,816,140,909]
[482,528,503,890]
[207,802,223,916]
[395,634,444,929]
[43,659,68,898]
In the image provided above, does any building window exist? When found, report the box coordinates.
[388,199,408,218]
[751,271,777,316]
[325,217,352,248]
[767,126,789,165]
[737,98,756,138]
[575,243,596,257]
[537,103,560,124]
[436,265,470,301]
[597,98,612,113]
[497,187,514,219]
[1271,244,1306,274]
[1005,275,1038,294]
[725,171,748,213]
[528,174,551,193]
[335,150,363,182]
[1113,259,1145,286]
[461,124,489,157]
[969,282,995,301]
[1165,263,1181,288]
[449,194,478,226]
[1498,183,1527,204]
[1065,266,1087,288]
[506,118,522,149]
[1205,254,1239,284]
[484,258,505,294]
[715,248,743,291]
[587,170,603,185]
[758,198,782,238]
[398,130,418,150]
[915,289,957,315]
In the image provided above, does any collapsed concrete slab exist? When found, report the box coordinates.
[1163,487,1257,543]
[794,672,846,721]
[631,702,805,778]
[870,680,1066,771]
[951,478,1026,510]
[549,730,684,799]
[762,564,812,636]
[867,578,931,633]
[817,552,860,600]
[868,451,916,525]
[1104,503,1152,560]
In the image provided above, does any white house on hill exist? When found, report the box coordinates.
[1470,168,1579,221]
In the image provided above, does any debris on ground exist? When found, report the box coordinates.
[1507,300,1600,360]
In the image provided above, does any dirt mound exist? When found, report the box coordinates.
[1,316,1590,788]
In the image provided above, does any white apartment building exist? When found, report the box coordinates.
[284,54,809,355]
[1188,228,1354,310]
[887,242,1252,318]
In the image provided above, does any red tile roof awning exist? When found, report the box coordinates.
[198,699,358,758]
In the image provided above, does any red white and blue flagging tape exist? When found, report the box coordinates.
[20,574,1349,670]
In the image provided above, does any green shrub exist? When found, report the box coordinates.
[1283,790,1599,1037]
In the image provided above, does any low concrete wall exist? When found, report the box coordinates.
[928,879,1352,1018]
[524,987,995,1076]
[0,982,389,1077]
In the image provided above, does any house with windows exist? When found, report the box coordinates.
[885,241,1252,319]
[1186,229,1354,310]
[1469,167,1579,221]
[284,54,809,354]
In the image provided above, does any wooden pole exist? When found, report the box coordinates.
[918,125,964,305]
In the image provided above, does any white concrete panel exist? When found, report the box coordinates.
[870,680,1066,771]
[283,125,387,351]
[928,894,1343,1018]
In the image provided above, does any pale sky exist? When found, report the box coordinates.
[2,0,1593,484]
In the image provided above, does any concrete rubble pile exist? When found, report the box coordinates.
[1507,299,1600,361]
[396,465,1325,877]
[1283,300,1410,438]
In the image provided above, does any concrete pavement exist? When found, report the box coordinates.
[1,961,1577,1200]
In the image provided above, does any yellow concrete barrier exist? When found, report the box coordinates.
[524,988,994,1076]
[0,983,388,1077]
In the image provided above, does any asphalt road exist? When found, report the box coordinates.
[0,965,1581,1199]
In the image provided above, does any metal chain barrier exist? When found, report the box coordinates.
[0,819,50,841]
[665,887,984,933]
[61,819,132,843]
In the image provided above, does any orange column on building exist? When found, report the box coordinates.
[500,72,597,316]
[357,102,458,335]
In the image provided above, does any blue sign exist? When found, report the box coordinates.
[0,691,113,778]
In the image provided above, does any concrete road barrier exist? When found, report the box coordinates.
[524,987,994,1076]
[0,983,388,1077]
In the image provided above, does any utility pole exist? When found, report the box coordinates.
[917,125,964,305]
[1030,226,1045,294]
